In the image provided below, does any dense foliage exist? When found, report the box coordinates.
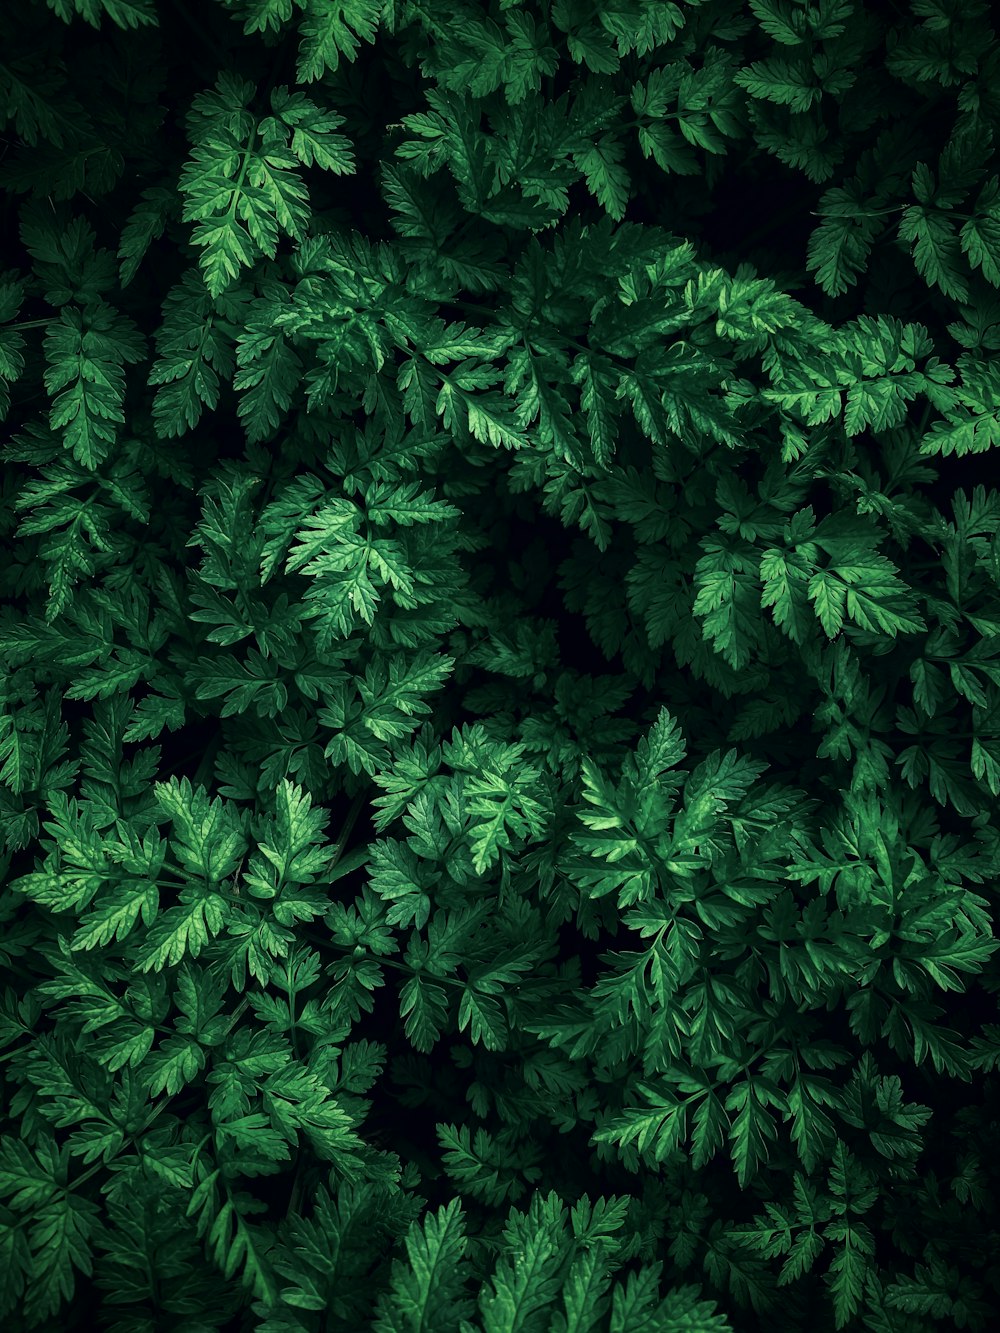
[3,0,1000,1329]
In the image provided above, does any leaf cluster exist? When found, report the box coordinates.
[3,2,1000,1331]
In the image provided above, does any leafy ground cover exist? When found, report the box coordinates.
[2,1,1000,1329]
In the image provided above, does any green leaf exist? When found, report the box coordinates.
[148,269,238,438]
[25,1193,99,1321]
[257,779,335,884]
[295,0,381,84]
[960,184,1000,286]
[457,984,507,1052]
[572,352,620,467]
[372,1198,473,1333]
[734,57,823,113]
[806,182,887,296]
[179,72,345,296]
[154,776,249,882]
[358,651,454,744]
[760,547,816,644]
[71,879,159,950]
[271,87,357,174]
[899,168,971,302]
[466,392,529,451]
[190,650,289,719]
[725,1076,783,1188]
[573,136,630,221]
[135,887,229,972]
[117,185,174,287]
[43,301,145,468]
[807,569,846,638]
[823,1218,874,1329]
[45,0,157,28]
[692,540,761,670]
[232,0,295,36]
[592,1083,686,1164]
[399,972,449,1053]
[748,0,811,45]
